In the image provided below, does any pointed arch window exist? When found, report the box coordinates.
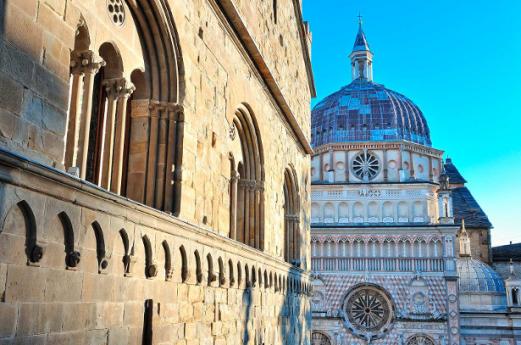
[228,105,265,250]
[283,167,301,265]
[65,2,185,215]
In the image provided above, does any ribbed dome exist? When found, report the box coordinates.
[311,78,431,148]
[457,258,506,294]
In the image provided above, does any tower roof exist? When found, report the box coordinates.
[444,158,467,184]
[352,18,370,52]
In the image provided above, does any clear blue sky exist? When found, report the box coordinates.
[303,0,521,246]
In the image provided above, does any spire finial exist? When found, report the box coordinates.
[350,15,373,81]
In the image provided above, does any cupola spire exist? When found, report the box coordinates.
[459,219,472,257]
[350,15,373,81]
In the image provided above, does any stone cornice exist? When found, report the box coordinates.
[313,141,444,157]
[208,0,313,154]
[291,0,316,97]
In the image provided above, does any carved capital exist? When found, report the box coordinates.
[70,50,105,75]
[103,77,135,100]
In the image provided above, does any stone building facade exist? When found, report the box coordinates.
[0,0,315,344]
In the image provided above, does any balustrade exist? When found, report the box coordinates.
[311,256,445,272]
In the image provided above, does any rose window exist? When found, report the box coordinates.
[343,285,393,335]
[311,332,332,345]
[406,335,436,345]
[107,0,125,26]
[351,150,380,181]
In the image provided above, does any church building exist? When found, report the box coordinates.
[309,20,521,345]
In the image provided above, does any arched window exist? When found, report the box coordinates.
[65,3,185,215]
[283,167,300,265]
[229,105,265,250]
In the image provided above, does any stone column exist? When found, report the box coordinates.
[145,102,160,207]
[163,104,183,212]
[110,79,135,194]
[155,105,169,208]
[229,169,239,240]
[99,78,121,188]
[75,51,105,180]
[254,183,261,249]
[64,53,85,169]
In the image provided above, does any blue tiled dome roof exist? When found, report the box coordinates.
[457,258,506,294]
[311,78,431,148]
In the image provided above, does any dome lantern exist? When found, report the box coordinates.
[349,15,373,81]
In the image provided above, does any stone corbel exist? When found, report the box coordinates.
[98,256,109,274]
[146,262,158,278]
[27,242,45,267]
[65,250,81,270]
[165,268,174,281]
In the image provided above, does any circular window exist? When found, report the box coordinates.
[107,0,125,26]
[311,332,332,345]
[343,285,394,338]
[406,334,436,345]
[351,151,380,181]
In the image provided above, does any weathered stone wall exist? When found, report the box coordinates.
[0,0,313,343]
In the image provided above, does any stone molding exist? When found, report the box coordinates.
[313,141,444,158]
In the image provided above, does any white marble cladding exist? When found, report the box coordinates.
[310,142,443,184]
[311,233,445,259]
[311,184,438,225]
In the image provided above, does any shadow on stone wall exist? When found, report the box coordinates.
[278,271,311,345]
[242,286,253,344]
